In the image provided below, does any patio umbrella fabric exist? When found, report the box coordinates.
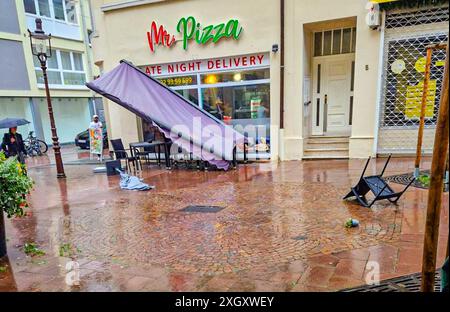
[119,170,154,191]
[0,118,30,129]
[86,60,245,170]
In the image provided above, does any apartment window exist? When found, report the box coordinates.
[64,0,78,24]
[24,0,78,24]
[53,0,65,20]
[23,0,37,14]
[38,0,51,17]
[34,49,86,87]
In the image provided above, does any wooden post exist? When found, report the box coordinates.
[421,43,449,292]
[414,48,433,178]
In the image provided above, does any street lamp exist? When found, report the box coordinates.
[28,19,66,179]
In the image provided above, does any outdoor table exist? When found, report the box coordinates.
[129,141,171,169]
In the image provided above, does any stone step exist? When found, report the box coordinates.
[307,136,350,144]
[305,141,349,149]
[303,147,349,159]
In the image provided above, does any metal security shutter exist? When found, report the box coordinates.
[377,6,449,154]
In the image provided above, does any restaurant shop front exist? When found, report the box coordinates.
[140,53,271,158]
[90,0,448,161]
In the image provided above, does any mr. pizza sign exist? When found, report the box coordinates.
[147,16,243,53]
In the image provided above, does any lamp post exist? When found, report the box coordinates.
[28,19,65,179]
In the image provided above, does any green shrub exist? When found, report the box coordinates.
[0,151,34,218]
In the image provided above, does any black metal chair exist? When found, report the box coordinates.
[110,139,141,172]
[134,132,158,165]
[343,155,415,208]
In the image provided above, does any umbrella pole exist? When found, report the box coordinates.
[421,43,449,292]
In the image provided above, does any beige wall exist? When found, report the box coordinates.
[91,0,381,160]
[283,0,380,159]
[91,0,281,155]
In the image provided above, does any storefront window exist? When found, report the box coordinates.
[202,84,270,151]
[175,89,199,105]
[201,69,270,84]
[140,60,271,156]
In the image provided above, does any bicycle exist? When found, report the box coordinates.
[24,131,48,156]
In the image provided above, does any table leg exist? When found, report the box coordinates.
[164,143,171,169]
[157,145,161,166]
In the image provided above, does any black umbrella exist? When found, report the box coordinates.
[0,118,30,129]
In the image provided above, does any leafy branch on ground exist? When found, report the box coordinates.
[59,243,81,257]
[23,242,46,257]
[418,174,431,187]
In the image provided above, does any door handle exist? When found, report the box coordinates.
[324,94,328,104]
[304,101,311,106]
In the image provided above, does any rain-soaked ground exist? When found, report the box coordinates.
[0,146,448,292]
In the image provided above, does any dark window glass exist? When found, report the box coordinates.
[349,96,353,125]
[342,28,351,53]
[53,0,65,20]
[317,64,321,94]
[38,0,51,17]
[351,27,357,52]
[333,29,342,55]
[351,61,355,91]
[201,84,271,152]
[316,98,320,127]
[24,0,37,14]
[65,0,78,24]
[314,32,322,56]
[323,31,332,56]
[175,89,199,105]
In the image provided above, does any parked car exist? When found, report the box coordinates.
[75,125,109,150]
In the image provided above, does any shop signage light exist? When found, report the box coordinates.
[147,16,243,53]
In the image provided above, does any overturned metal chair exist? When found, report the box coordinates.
[344,155,415,208]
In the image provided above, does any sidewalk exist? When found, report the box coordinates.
[0,146,447,292]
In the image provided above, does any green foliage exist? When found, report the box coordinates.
[23,242,46,257]
[0,151,34,218]
[418,174,431,187]
[0,265,8,273]
[59,243,80,257]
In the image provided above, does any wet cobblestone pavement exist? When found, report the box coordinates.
[1,149,448,292]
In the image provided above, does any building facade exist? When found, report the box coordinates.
[89,0,448,162]
[0,0,102,145]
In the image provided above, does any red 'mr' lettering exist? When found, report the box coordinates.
[147,21,176,52]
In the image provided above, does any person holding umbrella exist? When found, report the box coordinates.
[0,118,29,164]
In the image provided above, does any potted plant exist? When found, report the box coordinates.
[0,152,34,257]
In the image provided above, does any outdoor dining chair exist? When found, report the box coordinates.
[110,139,141,172]
[343,155,415,208]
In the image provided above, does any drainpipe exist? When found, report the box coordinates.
[79,0,96,114]
[280,0,285,130]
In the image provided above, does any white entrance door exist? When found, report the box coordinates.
[312,54,354,136]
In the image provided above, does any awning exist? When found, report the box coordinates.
[86,60,245,170]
